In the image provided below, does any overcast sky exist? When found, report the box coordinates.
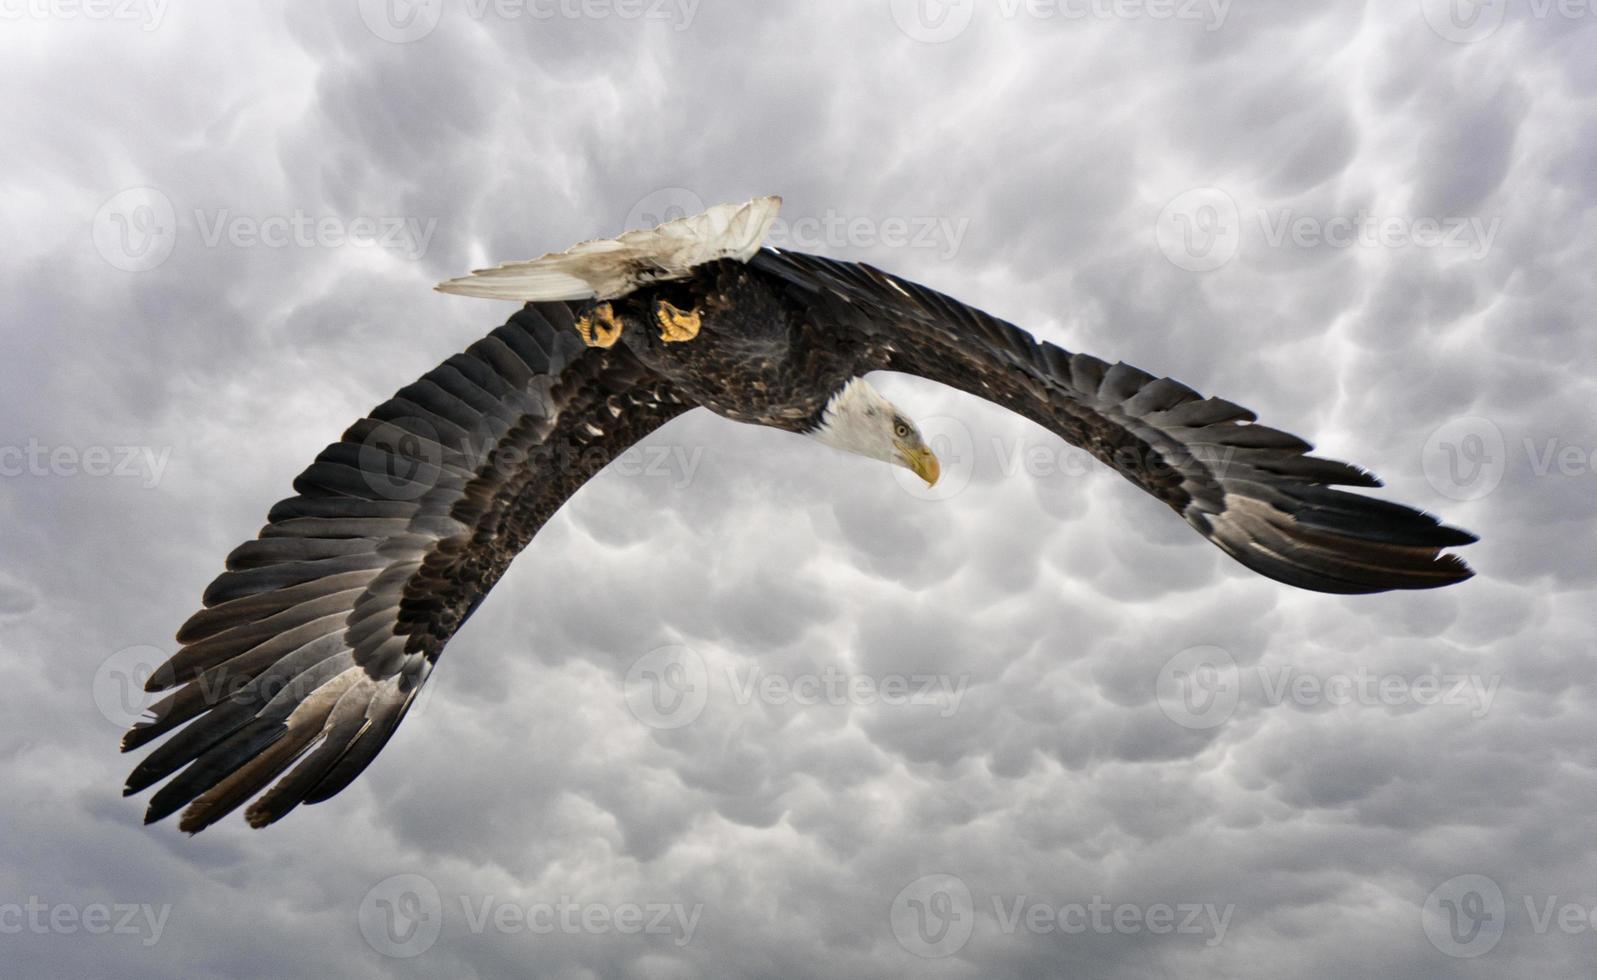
[3,1,1596,977]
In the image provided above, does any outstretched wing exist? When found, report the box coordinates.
[123,302,693,832]
[751,249,1476,594]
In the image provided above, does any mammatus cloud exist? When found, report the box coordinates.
[2,1,1594,977]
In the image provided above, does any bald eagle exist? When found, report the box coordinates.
[123,196,1476,832]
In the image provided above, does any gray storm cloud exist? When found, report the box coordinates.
[2,1,1594,978]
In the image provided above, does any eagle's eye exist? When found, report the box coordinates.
[893,421,910,439]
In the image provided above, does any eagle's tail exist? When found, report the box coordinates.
[435,196,780,303]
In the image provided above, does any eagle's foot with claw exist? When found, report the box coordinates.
[575,302,623,348]
[655,300,702,343]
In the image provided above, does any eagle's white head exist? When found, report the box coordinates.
[810,377,941,486]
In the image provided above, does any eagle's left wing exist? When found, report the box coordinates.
[751,249,1476,595]
[123,302,693,832]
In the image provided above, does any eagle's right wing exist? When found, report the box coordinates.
[752,248,1477,595]
[123,302,693,832]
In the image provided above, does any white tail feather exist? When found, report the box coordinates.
[435,196,782,302]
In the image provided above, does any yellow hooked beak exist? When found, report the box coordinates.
[902,442,941,487]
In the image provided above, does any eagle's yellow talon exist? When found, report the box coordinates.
[575,303,623,348]
[656,300,702,343]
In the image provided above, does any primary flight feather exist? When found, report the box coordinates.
[123,196,1477,832]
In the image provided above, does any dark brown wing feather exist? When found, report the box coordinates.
[751,249,1476,594]
[123,302,693,832]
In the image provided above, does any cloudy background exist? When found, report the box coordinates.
[3,0,1595,976]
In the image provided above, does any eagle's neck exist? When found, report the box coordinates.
[808,377,894,459]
